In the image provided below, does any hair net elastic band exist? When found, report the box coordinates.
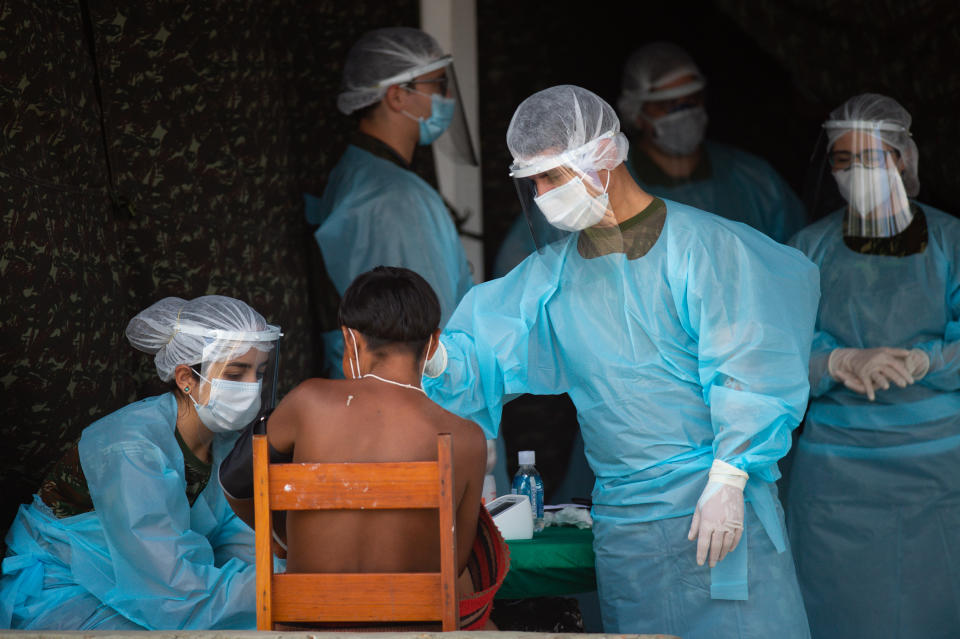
[509,131,617,178]
[176,325,283,342]
[823,119,909,134]
[646,78,705,102]
[620,78,705,105]
[373,54,452,89]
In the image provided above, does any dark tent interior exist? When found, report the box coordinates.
[2,0,958,550]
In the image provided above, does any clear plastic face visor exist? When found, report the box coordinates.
[378,56,478,166]
[805,121,912,238]
[511,161,618,251]
[183,325,283,427]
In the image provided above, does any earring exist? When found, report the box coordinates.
[183,386,190,393]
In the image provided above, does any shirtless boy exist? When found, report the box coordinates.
[220,267,490,609]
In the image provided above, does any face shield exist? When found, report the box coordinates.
[509,131,628,255]
[180,324,283,433]
[376,56,478,166]
[806,120,913,238]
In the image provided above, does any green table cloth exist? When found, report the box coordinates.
[497,526,596,599]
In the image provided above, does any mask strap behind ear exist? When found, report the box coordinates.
[420,335,433,382]
[348,328,361,379]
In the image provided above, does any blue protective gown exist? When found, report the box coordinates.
[787,203,960,639]
[492,215,596,503]
[0,394,256,630]
[627,140,808,244]
[426,200,819,638]
[493,214,536,278]
[305,143,474,378]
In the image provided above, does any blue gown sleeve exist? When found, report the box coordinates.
[807,330,843,397]
[787,228,840,397]
[81,436,256,629]
[913,258,960,391]
[673,226,820,481]
[208,503,256,567]
[424,256,562,437]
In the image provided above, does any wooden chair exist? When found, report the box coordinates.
[252,433,458,631]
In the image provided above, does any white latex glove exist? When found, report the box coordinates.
[828,347,914,401]
[485,439,497,474]
[423,340,447,378]
[687,460,747,568]
[905,348,930,380]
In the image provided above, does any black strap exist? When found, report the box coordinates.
[218,410,292,500]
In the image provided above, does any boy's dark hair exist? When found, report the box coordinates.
[338,266,441,359]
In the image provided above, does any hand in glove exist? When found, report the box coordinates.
[687,460,747,568]
[905,348,930,380]
[828,347,914,401]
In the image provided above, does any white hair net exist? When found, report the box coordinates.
[125,295,273,382]
[507,85,629,178]
[824,93,920,197]
[617,42,706,127]
[336,27,449,115]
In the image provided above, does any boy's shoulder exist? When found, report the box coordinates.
[425,400,486,442]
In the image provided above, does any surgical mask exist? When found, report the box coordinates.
[533,174,610,232]
[833,166,894,218]
[402,90,456,145]
[192,376,262,433]
[647,106,708,156]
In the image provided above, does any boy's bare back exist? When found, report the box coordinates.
[267,376,487,576]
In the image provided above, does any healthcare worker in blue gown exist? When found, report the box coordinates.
[787,94,960,639]
[423,85,817,639]
[617,42,807,244]
[303,27,474,380]
[0,296,282,630]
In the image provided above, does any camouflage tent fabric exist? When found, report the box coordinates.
[0,0,417,537]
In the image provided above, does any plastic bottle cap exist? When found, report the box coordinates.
[518,450,535,466]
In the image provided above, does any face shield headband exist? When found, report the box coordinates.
[372,55,453,89]
[621,70,706,105]
[509,130,618,179]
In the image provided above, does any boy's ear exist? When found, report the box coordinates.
[427,328,442,360]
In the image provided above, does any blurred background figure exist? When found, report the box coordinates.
[0,296,281,630]
[787,93,960,638]
[303,26,475,380]
[617,42,807,244]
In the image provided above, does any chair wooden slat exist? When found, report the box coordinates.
[267,462,440,510]
[271,573,443,622]
[253,432,458,631]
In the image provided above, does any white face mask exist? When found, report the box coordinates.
[533,174,610,232]
[647,106,708,156]
[833,165,894,217]
[192,377,262,433]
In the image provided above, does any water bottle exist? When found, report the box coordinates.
[511,450,544,532]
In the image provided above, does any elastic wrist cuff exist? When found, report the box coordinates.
[827,348,847,380]
[709,459,748,490]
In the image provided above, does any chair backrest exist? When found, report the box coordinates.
[252,432,458,631]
